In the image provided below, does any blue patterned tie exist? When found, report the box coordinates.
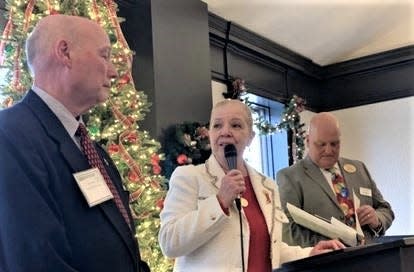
[329,168,356,228]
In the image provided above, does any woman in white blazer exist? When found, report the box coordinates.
[159,100,344,272]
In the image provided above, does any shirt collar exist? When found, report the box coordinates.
[32,86,79,138]
[321,162,340,174]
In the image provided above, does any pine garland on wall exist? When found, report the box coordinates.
[224,78,307,163]
[254,95,307,163]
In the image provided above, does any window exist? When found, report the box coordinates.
[242,93,289,180]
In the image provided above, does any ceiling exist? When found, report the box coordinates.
[201,0,414,66]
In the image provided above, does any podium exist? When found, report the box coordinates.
[275,237,414,272]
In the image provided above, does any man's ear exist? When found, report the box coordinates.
[55,40,71,67]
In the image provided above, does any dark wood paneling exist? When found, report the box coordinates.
[209,13,414,111]
[209,13,321,78]
[210,40,226,81]
[208,13,322,107]
[150,0,212,137]
[117,0,157,135]
[321,46,414,78]
[227,48,287,101]
[286,69,321,112]
[118,0,212,138]
[321,61,414,111]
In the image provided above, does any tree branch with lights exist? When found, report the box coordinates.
[0,1,172,271]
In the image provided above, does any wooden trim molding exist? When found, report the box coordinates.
[209,12,414,111]
[321,46,414,79]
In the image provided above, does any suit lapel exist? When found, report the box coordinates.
[247,166,274,234]
[23,91,89,172]
[338,158,358,199]
[205,155,225,190]
[23,91,138,264]
[303,156,343,213]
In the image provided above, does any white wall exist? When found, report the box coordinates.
[211,81,227,105]
[301,97,414,235]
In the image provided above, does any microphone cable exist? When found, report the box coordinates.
[236,198,245,272]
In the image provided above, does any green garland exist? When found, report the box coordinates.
[160,122,211,180]
[225,79,307,162]
[253,95,307,162]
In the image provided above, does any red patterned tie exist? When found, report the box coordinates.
[77,123,132,229]
[329,169,356,228]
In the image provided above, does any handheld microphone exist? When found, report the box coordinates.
[224,144,245,271]
[224,144,237,169]
[224,144,241,210]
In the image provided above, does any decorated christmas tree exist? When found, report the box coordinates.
[0,1,172,271]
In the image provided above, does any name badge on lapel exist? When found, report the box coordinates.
[359,187,372,197]
[73,168,114,207]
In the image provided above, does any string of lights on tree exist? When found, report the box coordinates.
[0,1,172,271]
[224,78,307,163]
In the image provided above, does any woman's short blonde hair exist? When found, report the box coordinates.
[210,99,253,131]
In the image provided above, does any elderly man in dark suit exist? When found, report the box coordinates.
[0,15,149,272]
[278,112,394,247]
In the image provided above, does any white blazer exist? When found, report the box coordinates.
[159,155,312,272]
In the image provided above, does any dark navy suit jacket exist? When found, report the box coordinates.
[0,90,149,272]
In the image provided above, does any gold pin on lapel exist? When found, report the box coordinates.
[343,163,356,173]
[263,190,271,204]
[241,197,249,208]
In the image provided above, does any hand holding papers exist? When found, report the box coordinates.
[352,191,365,241]
[287,200,365,247]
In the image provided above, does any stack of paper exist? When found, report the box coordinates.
[287,199,365,247]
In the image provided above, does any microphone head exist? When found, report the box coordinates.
[224,144,237,170]
[224,144,237,158]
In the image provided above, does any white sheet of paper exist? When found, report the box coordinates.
[287,203,357,246]
[73,168,113,207]
[353,191,365,237]
[330,217,358,246]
